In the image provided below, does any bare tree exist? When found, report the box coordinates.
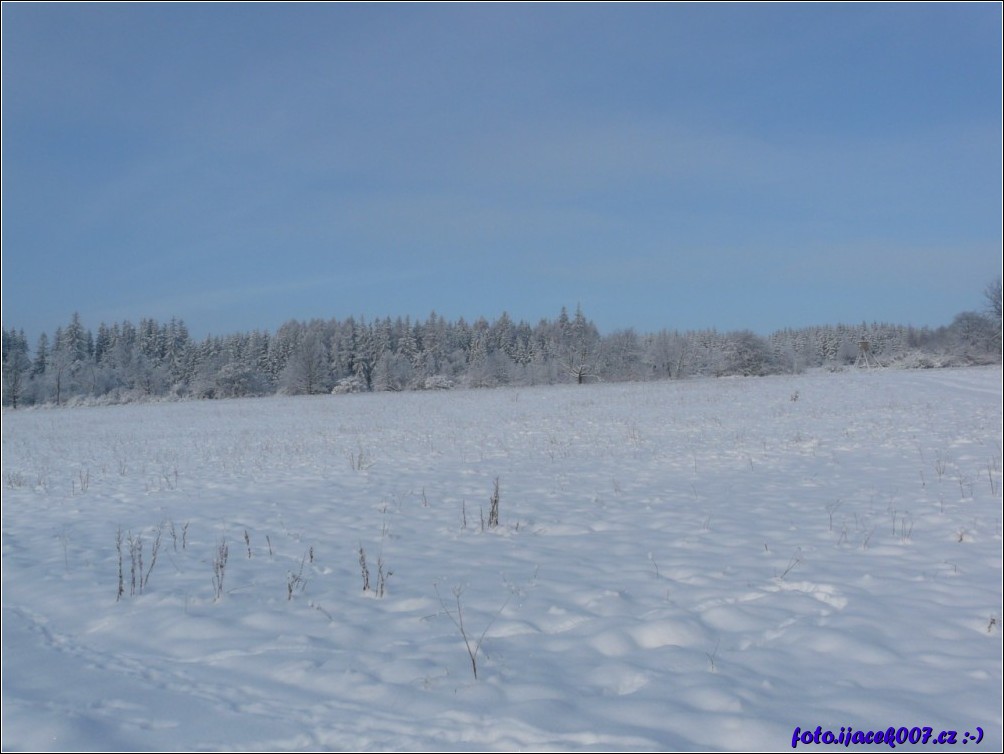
[985,276,1002,319]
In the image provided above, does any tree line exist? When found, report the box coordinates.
[3,291,1001,408]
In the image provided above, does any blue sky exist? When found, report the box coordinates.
[2,4,1001,342]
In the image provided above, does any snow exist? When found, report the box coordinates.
[2,366,1001,751]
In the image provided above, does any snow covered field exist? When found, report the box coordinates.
[2,367,1001,752]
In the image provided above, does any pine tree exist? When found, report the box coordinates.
[33,332,49,377]
[2,329,31,408]
[564,305,599,384]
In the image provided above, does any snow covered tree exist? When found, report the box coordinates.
[373,350,414,391]
[465,323,491,388]
[281,329,330,395]
[950,311,997,358]
[419,312,449,380]
[352,320,378,391]
[164,318,195,389]
[643,330,676,379]
[986,276,1002,319]
[599,328,643,381]
[328,319,357,382]
[269,321,301,381]
[32,332,49,377]
[2,329,31,408]
[720,330,774,376]
[47,316,95,404]
[984,276,1002,355]
[562,305,600,384]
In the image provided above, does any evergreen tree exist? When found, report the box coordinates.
[563,305,600,384]
[33,332,49,377]
[2,329,31,408]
